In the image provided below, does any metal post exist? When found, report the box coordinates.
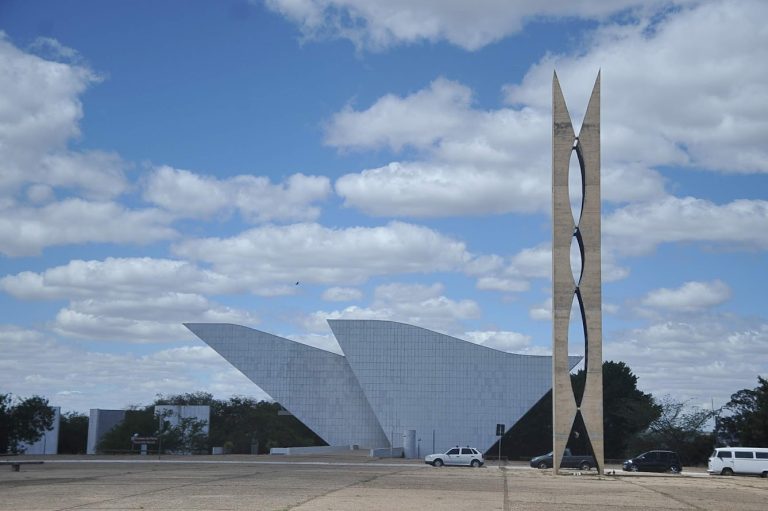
[499,435,502,466]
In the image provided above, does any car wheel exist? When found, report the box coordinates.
[761,471,767,479]
[579,461,592,471]
[538,461,548,470]
[721,468,733,476]
[669,465,681,474]
[629,465,639,472]
[433,459,444,467]
[471,459,481,468]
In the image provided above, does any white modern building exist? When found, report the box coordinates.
[186,320,578,455]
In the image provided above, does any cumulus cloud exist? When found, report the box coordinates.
[0,325,268,412]
[0,34,130,198]
[52,294,258,343]
[0,257,238,300]
[173,221,472,287]
[329,77,664,218]
[640,280,731,312]
[463,330,532,353]
[604,197,768,256]
[505,0,768,175]
[606,318,768,406]
[143,166,331,223]
[1,259,258,343]
[321,287,363,301]
[326,1,766,221]
[0,200,176,257]
[265,0,683,51]
[302,282,480,336]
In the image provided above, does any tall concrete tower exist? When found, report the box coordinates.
[551,72,604,474]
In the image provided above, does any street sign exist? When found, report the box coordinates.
[131,436,158,444]
[496,424,505,436]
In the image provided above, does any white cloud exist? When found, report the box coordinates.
[476,277,529,293]
[326,78,473,151]
[0,199,176,257]
[321,287,363,301]
[1,259,258,343]
[640,280,731,312]
[0,325,268,413]
[265,0,682,51]
[143,165,331,223]
[529,298,552,321]
[606,318,768,406]
[303,282,480,335]
[505,0,768,175]
[173,221,472,287]
[0,34,131,198]
[51,293,258,344]
[463,330,531,353]
[328,1,768,221]
[0,257,238,300]
[329,77,664,219]
[604,197,768,256]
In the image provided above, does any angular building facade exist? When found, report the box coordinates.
[186,320,578,454]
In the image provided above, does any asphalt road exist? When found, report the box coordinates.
[1,455,766,510]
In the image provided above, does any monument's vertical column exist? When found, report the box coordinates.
[552,72,604,475]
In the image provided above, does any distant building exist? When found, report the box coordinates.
[20,406,60,454]
[186,320,579,455]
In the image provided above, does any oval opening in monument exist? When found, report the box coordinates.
[568,146,584,226]
[570,232,583,286]
[568,294,586,406]
[568,296,586,406]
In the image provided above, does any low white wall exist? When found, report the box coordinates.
[269,445,360,455]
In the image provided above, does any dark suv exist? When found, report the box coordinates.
[623,450,682,473]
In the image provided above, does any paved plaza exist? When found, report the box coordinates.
[1,455,766,510]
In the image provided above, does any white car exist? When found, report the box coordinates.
[425,446,485,467]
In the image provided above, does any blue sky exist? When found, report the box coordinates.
[1,0,766,415]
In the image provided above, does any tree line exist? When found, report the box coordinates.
[490,364,767,464]
[3,368,767,461]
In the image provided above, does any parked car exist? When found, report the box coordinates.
[425,446,485,467]
[708,447,768,477]
[530,448,595,470]
[623,450,682,473]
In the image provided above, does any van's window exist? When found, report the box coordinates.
[447,448,460,455]
[718,451,732,459]
[461,448,472,455]
[735,451,753,459]
[756,452,768,459]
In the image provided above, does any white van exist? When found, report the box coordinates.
[708,447,768,477]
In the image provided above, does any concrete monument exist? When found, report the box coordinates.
[551,71,604,474]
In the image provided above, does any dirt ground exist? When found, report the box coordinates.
[0,455,765,510]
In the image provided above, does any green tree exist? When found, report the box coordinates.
[571,361,661,459]
[97,408,156,453]
[628,396,714,464]
[156,408,209,454]
[492,361,659,460]
[155,393,324,454]
[58,412,89,454]
[719,376,768,445]
[0,393,55,454]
